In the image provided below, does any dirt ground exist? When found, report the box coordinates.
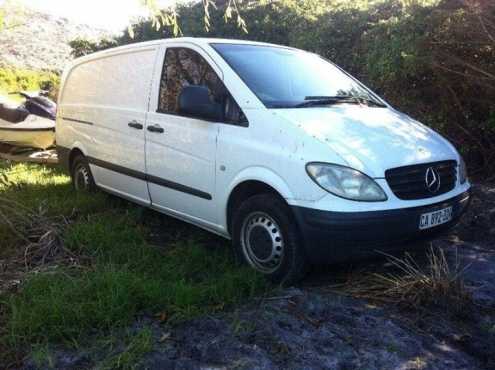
[22,184,495,370]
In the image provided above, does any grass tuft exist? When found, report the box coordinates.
[100,328,153,370]
[339,246,473,314]
[376,247,472,311]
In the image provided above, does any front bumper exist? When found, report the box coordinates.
[291,190,471,264]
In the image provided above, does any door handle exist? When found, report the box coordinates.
[147,124,164,134]
[128,121,143,130]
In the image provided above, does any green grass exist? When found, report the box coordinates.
[100,328,154,370]
[0,162,266,367]
[0,162,108,216]
[31,344,55,369]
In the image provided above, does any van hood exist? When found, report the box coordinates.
[274,105,458,178]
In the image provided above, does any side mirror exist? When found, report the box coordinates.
[178,85,223,121]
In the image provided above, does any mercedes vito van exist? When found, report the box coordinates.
[56,38,470,284]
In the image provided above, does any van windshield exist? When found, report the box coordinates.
[211,43,384,109]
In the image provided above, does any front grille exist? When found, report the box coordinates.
[385,160,457,200]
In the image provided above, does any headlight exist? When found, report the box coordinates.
[306,163,387,201]
[459,157,468,184]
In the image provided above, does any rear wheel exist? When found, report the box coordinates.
[71,154,96,192]
[232,194,308,285]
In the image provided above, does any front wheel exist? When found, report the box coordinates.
[232,194,308,285]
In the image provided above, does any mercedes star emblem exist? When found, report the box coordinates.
[425,167,441,193]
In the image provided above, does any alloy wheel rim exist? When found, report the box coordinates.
[240,212,284,274]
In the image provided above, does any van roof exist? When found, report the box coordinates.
[70,37,292,66]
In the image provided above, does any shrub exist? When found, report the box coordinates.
[0,68,60,101]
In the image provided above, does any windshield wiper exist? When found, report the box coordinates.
[295,96,355,108]
[295,95,386,108]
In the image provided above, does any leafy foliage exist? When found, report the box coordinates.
[0,68,60,100]
[139,0,248,36]
[69,0,495,178]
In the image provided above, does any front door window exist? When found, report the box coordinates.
[157,47,247,125]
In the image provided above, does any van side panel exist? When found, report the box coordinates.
[61,50,154,110]
[57,47,157,204]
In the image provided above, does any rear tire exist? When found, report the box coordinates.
[71,154,96,192]
[232,194,308,285]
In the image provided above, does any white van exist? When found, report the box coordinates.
[56,38,471,283]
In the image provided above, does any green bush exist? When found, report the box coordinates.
[0,68,60,101]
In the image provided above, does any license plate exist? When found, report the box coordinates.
[419,206,453,230]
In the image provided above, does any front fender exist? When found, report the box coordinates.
[228,165,295,199]
[218,166,295,230]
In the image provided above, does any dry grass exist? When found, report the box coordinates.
[336,246,473,314]
[0,197,84,293]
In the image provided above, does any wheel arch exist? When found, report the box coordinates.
[68,147,86,170]
[57,142,88,173]
[224,168,296,235]
[62,142,89,175]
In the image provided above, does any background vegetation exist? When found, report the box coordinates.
[71,0,495,179]
[0,68,60,101]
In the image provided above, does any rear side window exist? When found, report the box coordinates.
[158,47,247,125]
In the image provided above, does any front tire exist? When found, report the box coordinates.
[71,154,96,192]
[232,194,308,285]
